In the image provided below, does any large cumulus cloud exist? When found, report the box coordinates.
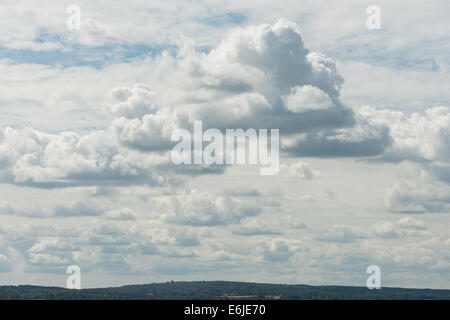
[360,105,450,213]
[0,126,174,187]
[0,19,364,189]
[108,19,357,152]
[0,19,448,218]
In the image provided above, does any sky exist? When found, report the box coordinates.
[0,0,449,289]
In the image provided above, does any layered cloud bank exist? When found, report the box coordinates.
[1,20,448,213]
[3,20,350,185]
[2,20,447,185]
[0,18,448,287]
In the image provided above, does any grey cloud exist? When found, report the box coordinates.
[285,126,392,158]
[225,187,262,197]
[233,222,283,236]
[291,221,308,230]
[0,201,105,218]
[369,106,450,164]
[280,161,320,179]
[428,163,450,184]
[108,20,356,154]
[0,126,181,189]
[0,202,14,215]
[54,201,103,217]
[316,218,429,243]
[386,173,450,214]
[372,219,428,238]
[162,190,263,227]
[0,255,12,273]
[316,225,367,243]
[139,243,159,255]
[262,239,294,262]
[104,208,136,221]
[175,233,201,247]
[6,19,441,192]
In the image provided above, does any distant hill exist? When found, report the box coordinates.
[0,281,449,300]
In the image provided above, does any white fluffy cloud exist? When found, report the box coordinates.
[262,238,295,262]
[386,169,450,213]
[0,19,361,190]
[161,189,262,226]
[0,10,449,288]
[106,20,354,152]
[282,85,332,113]
[0,126,175,187]
[0,200,103,218]
[317,217,429,242]
[280,161,321,179]
[353,106,450,214]
[232,219,282,236]
[7,19,446,191]
[0,254,12,272]
[365,106,450,163]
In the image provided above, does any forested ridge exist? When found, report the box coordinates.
[0,281,449,300]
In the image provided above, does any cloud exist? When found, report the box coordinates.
[0,220,202,273]
[0,224,78,270]
[386,169,450,213]
[0,202,14,215]
[161,189,262,226]
[0,126,178,188]
[0,200,103,218]
[396,216,427,230]
[291,221,308,229]
[369,106,450,163]
[0,254,12,272]
[108,85,179,151]
[109,84,157,119]
[104,208,136,220]
[174,232,201,247]
[28,239,80,253]
[284,103,449,167]
[283,85,332,113]
[316,225,368,243]
[107,20,355,153]
[339,60,450,111]
[371,218,428,238]
[316,217,429,242]
[224,187,262,197]
[232,220,283,236]
[6,19,436,191]
[325,188,337,200]
[0,9,449,288]
[347,105,450,214]
[54,201,103,217]
[0,20,353,188]
[262,238,294,262]
[280,161,320,179]
[283,106,392,157]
